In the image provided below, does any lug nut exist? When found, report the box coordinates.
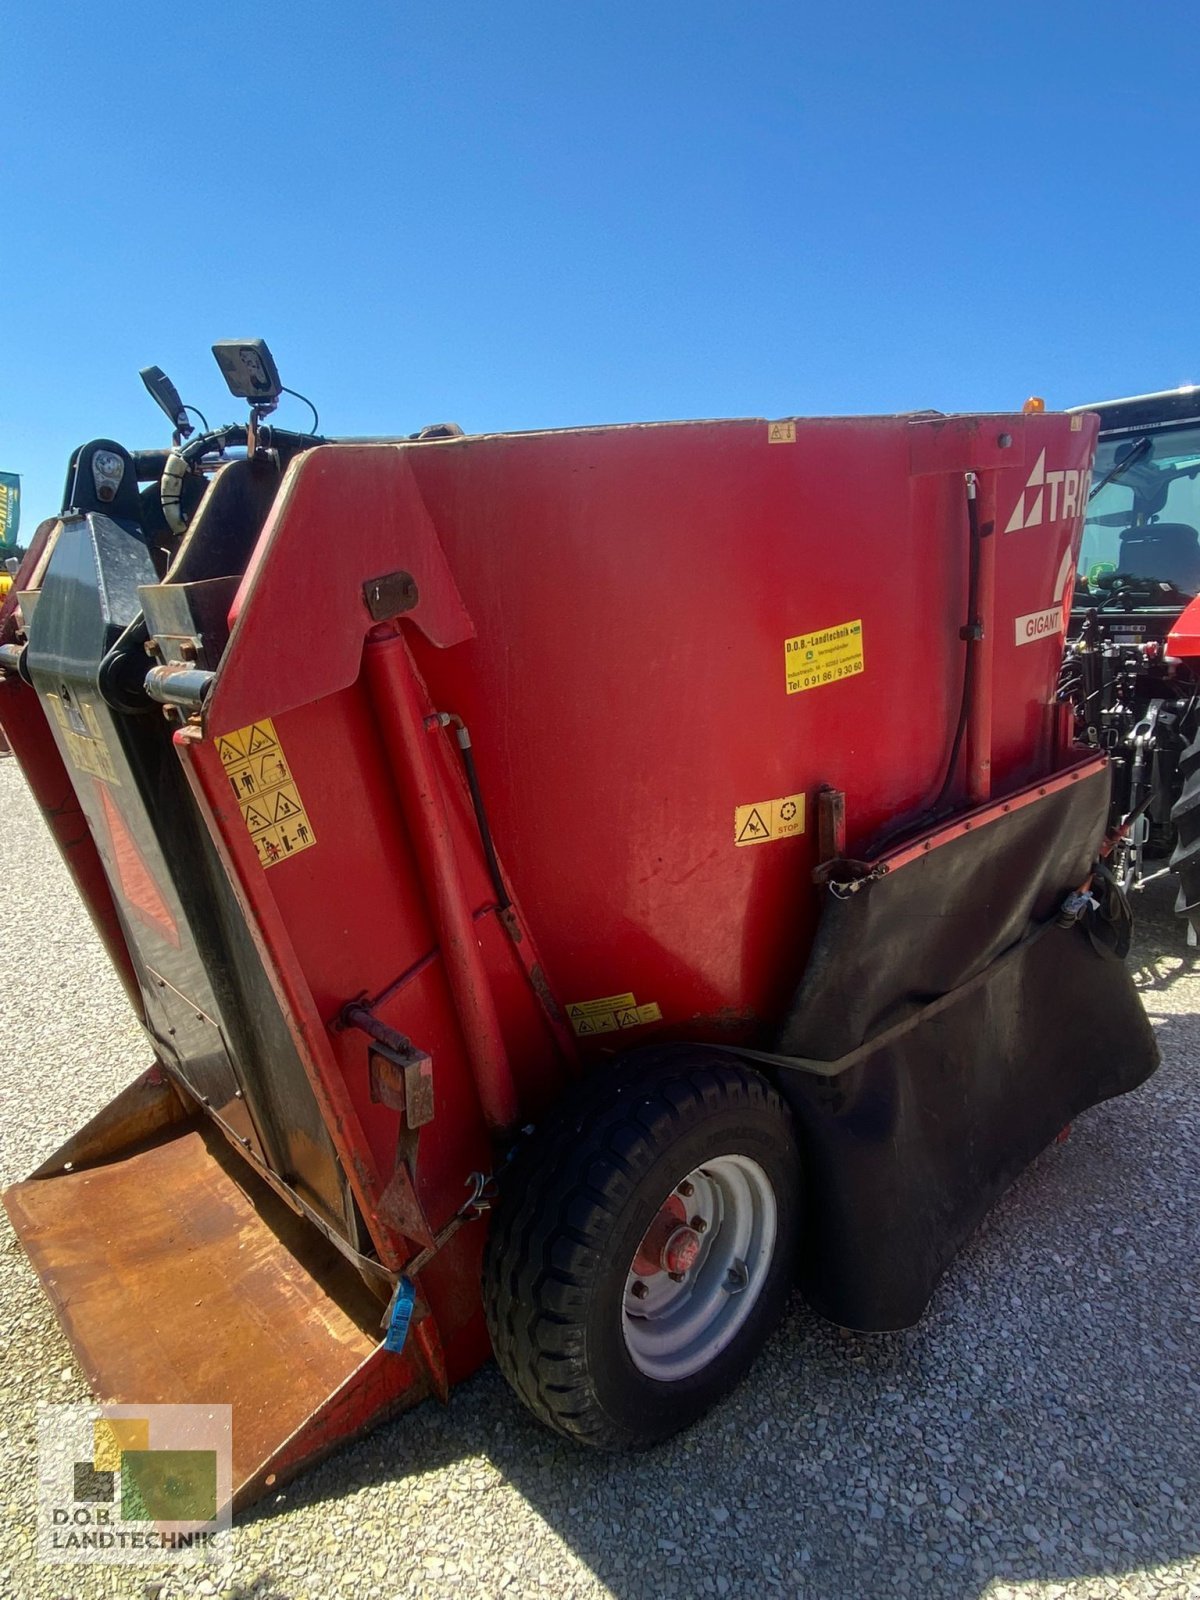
[630,1280,649,1300]
[690,1215,707,1233]
[677,1180,694,1198]
[668,1271,684,1283]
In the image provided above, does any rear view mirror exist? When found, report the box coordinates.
[139,365,193,439]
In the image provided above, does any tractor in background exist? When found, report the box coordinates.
[1062,385,1200,933]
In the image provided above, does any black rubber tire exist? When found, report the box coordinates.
[482,1052,802,1449]
[1170,729,1200,939]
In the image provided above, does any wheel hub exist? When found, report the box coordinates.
[621,1154,778,1382]
[662,1225,702,1276]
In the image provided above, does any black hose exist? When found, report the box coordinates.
[860,473,983,858]
[458,732,512,911]
[930,473,983,814]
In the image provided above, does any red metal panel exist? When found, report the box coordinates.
[401,412,1097,1036]
[1167,593,1200,658]
[213,447,475,735]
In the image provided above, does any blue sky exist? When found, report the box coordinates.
[2,2,1194,532]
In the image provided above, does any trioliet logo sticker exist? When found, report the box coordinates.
[215,718,316,868]
[734,792,805,846]
[785,619,864,695]
[1004,449,1092,533]
[566,993,663,1037]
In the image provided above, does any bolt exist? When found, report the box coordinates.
[690,1215,707,1233]
[630,1281,648,1300]
[668,1271,685,1283]
[677,1180,694,1198]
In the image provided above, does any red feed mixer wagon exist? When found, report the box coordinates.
[0,346,1156,1506]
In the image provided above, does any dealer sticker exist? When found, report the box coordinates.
[784,619,864,695]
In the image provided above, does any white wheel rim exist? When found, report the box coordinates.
[621,1154,778,1382]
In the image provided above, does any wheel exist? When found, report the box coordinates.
[483,1052,802,1449]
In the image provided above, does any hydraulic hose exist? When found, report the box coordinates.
[930,472,983,813]
[860,472,984,859]
[157,422,327,534]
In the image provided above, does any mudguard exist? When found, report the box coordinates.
[734,761,1159,1330]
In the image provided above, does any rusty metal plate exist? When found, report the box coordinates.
[3,1121,430,1505]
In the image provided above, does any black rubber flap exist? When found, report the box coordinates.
[763,767,1159,1331]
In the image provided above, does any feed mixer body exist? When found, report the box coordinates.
[0,406,1157,1502]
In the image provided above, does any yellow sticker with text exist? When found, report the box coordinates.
[216,718,317,868]
[767,421,796,444]
[734,793,806,847]
[785,619,864,695]
[566,994,663,1037]
[45,693,120,785]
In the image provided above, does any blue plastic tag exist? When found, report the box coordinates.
[384,1276,416,1354]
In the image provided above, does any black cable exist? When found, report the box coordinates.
[930,474,982,814]
[281,386,320,435]
[861,473,982,858]
[182,403,210,432]
[458,735,512,911]
[180,423,246,464]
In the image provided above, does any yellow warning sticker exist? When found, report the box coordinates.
[45,693,120,785]
[734,793,806,847]
[566,994,663,1037]
[217,718,316,868]
[784,618,864,695]
[767,420,796,444]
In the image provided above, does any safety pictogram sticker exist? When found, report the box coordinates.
[215,718,316,869]
[784,619,864,695]
[767,420,796,444]
[734,792,806,847]
[566,993,663,1037]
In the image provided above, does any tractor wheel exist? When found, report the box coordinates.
[1170,729,1200,941]
[482,1053,801,1449]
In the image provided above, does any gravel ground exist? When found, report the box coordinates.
[1,754,1198,1600]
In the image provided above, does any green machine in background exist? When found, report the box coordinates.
[0,472,19,548]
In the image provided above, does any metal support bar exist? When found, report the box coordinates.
[145,663,216,710]
[817,787,847,863]
[362,630,519,1133]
